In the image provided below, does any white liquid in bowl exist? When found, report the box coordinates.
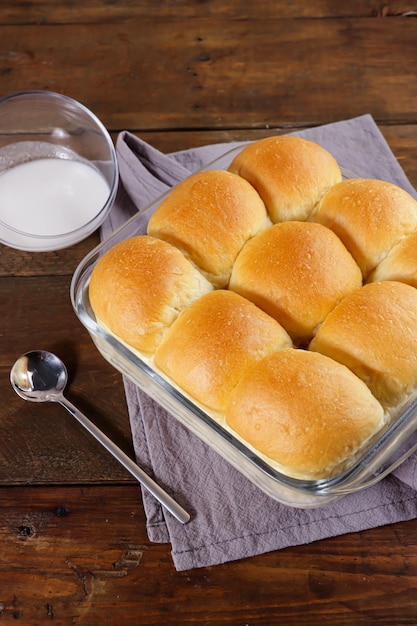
[0,157,110,250]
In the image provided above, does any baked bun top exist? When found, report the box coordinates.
[147,169,271,288]
[225,349,385,480]
[154,289,292,413]
[227,135,341,222]
[89,235,213,356]
[229,221,362,345]
[309,280,417,410]
[368,230,417,288]
[314,178,417,277]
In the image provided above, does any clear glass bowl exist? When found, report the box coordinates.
[71,144,417,508]
[0,90,118,251]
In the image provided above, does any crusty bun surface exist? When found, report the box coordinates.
[154,289,292,413]
[314,178,417,277]
[225,349,385,480]
[147,169,270,288]
[309,281,417,410]
[227,135,342,223]
[89,235,213,356]
[368,230,417,288]
[229,221,362,345]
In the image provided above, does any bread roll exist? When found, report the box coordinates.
[314,178,417,277]
[368,230,417,287]
[147,169,270,288]
[309,281,417,409]
[227,135,342,222]
[89,235,213,356]
[154,290,292,413]
[225,349,385,480]
[229,221,362,345]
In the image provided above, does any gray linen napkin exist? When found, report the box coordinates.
[101,115,417,571]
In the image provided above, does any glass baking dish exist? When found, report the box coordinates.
[70,143,417,508]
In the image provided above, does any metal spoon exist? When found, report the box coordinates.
[10,350,190,524]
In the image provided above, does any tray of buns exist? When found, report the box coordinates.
[71,136,417,508]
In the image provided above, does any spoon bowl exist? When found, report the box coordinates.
[10,350,190,524]
[11,350,67,402]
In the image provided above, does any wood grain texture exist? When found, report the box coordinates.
[1,1,416,24]
[0,16,416,131]
[1,485,417,625]
[0,273,135,484]
[0,232,101,277]
[1,1,417,622]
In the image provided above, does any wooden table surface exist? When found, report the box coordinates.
[1,2,417,624]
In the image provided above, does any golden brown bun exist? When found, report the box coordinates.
[154,290,292,413]
[368,230,417,287]
[89,236,213,357]
[147,169,271,288]
[228,135,342,222]
[314,178,417,277]
[225,349,385,480]
[229,221,362,345]
[309,281,417,410]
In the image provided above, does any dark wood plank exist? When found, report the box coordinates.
[0,18,416,131]
[0,232,101,278]
[1,1,416,24]
[0,362,134,485]
[1,484,417,624]
[0,275,135,484]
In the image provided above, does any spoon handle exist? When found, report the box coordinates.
[59,396,190,524]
